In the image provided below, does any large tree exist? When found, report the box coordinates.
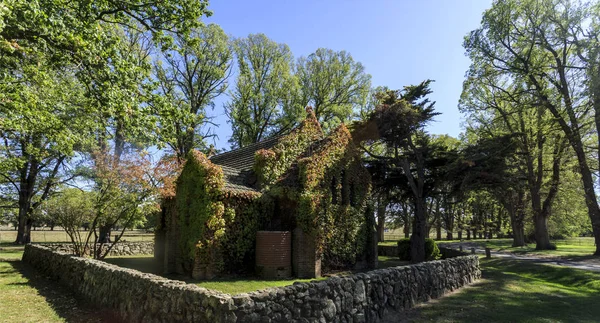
[297,48,371,131]
[460,71,568,249]
[464,0,600,254]
[154,23,232,158]
[357,80,444,263]
[225,34,302,148]
[0,0,212,244]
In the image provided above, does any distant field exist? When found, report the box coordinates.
[0,229,154,244]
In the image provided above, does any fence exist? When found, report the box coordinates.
[0,229,154,244]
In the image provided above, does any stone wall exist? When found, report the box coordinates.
[42,241,154,257]
[23,244,480,323]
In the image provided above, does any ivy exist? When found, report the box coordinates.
[254,107,323,189]
[176,150,226,273]
[173,109,371,275]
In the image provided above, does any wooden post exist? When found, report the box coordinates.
[485,247,491,258]
[471,247,476,254]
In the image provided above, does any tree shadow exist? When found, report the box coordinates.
[7,260,124,323]
[394,258,600,322]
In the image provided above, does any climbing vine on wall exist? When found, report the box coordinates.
[295,124,371,268]
[175,150,226,273]
[254,108,323,189]
[171,108,372,275]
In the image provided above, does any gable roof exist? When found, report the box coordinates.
[210,135,283,194]
[210,135,282,171]
[219,165,258,194]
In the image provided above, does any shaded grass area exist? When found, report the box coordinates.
[406,258,600,323]
[0,247,121,323]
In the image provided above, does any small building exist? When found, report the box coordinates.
[155,108,375,279]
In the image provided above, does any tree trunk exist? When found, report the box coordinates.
[457,229,462,240]
[534,212,552,249]
[568,142,600,255]
[376,200,386,242]
[436,222,442,241]
[403,224,410,238]
[15,200,32,244]
[510,203,526,247]
[97,225,112,243]
[466,229,471,240]
[410,198,427,263]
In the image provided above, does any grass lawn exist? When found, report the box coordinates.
[407,258,600,323]
[479,238,597,257]
[0,246,119,322]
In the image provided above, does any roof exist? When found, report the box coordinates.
[210,135,282,171]
[220,165,258,194]
[210,135,283,194]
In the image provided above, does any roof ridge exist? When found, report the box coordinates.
[210,134,284,160]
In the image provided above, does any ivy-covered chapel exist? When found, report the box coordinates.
[155,107,376,279]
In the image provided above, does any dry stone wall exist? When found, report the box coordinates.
[42,241,154,256]
[23,244,480,323]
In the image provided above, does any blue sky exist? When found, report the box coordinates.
[203,0,492,151]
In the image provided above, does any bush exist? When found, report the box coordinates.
[397,238,441,261]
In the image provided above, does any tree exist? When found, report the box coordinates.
[226,34,302,148]
[43,189,96,256]
[357,80,443,263]
[0,62,89,244]
[154,24,233,158]
[85,150,160,259]
[1,0,212,244]
[464,0,600,253]
[297,48,371,131]
[460,70,568,249]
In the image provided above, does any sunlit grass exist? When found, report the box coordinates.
[411,258,600,323]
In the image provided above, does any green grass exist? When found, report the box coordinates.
[0,245,118,322]
[194,277,328,295]
[0,259,65,322]
[0,245,24,260]
[408,258,600,323]
[478,238,597,257]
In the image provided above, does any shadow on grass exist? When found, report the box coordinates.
[401,258,600,323]
[6,260,124,323]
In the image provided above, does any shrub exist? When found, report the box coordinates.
[397,238,441,261]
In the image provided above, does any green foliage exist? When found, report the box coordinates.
[397,238,440,261]
[153,24,233,158]
[220,196,271,273]
[296,48,371,131]
[42,189,96,256]
[254,108,323,189]
[176,151,226,272]
[226,33,303,148]
[295,124,371,268]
